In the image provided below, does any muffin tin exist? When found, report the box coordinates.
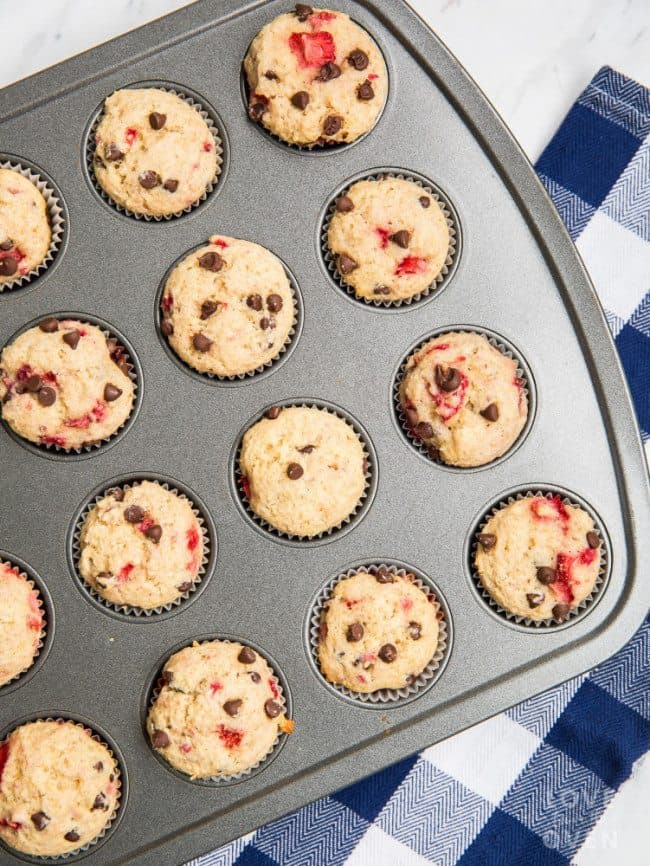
[0,0,648,864]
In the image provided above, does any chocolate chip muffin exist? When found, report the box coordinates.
[0,318,135,450]
[0,168,52,285]
[0,720,119,857]
[239,405,366,536]
[399,332,528,467]
[147,640,294,778]
[93,88,218,217]
[161,236,295,377]
[244,5,387,146]
[318,570,440,692]
[327,176,451,301]
[475,495,602,622]
[78,480,204,610]
[0,562,43,687]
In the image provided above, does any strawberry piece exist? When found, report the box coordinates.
[289,31,336,69]
[375,227,390,249]
[343,598,358,609]
[400,597,413,611]
[0,742,9,788]
[212,238,228,248]
[579,547,598,566]
[179,742,192,754]
[161,295,173,312]
[530,496,570,528]
[117,563,134,583]
[553,553,576,604]
[186,526,200,552]
[209,681,223,696]
[125,127,138,145]
[268,678,279,699]
[368,73,379,80]
[65,413,91,429]
[217,724,243,749]
[203,140,213,152]
[395,255,428,276]
[427,370,469,421]
[16,365,34,382]
[40,434,66,447]
[138,517,155,534]
[241,476,251,500]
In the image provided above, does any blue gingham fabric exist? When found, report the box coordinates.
[190,66,650,866]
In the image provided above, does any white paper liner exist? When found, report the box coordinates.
[0,717,123,862]
[146,638,290,784]
[309,563,450,704]
[234,402,375,542]
[321,170,459,307]
[394,326,533,467]
[71,478,211,617]
[470,489,610,629]
[0,159,65,292]
[0,559,46,689]
[86,83,223,220]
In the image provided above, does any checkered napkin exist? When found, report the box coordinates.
[190,67,650,866]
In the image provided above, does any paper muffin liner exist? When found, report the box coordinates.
[70,477,213,618]
[321,169,460,308]
[393,325,535,469]
[309,563,451,704]
[0,716,124,862]
[146,637,290,785]
[156,245,303,383]
[469,488,610,630]
[86,81,224,221]
[0,313,141,458]
[0,158,65,292]
[233,400,377,544]
[0,559,47,690]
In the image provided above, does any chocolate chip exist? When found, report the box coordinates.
[151,729,170,749]
[536,566,556,585]
[31,811,49,831]
[264,699,281,718]
[346,622,364,642]
[266,293,283,312]
[265,406,282,419]
[318,61,341,81]
[104,383,122,402]
[26,374,42,392]
[91,793,108,811]
[291,90,310,109]
[0,258,17,277]
[587,531,600,549]
[319,621,328,641]
[93,761,104,771]
[260,316,275,330]
[374,285,390,295]
[145,524,162,543]
[336,195,354,213]
[294,3,313,21]
[246,293,263,311]
[264,70,279,80]
[419,196,430,208]
[105,142,124,162]
[192,332,212,352]
[323,115,342,136]
[37,386,56,407]
[161,317,173,336]
[378,643,397,663]
[161,670,174,685]
[552,602,570,621]
[408,621,422,640]
[414,421,433,440]
[250,671,261,683]
[177,581,193,592]
[0,239,13,251]
[428,445,442,461]
[64,830,80,843]
[96,572,112,588]
[109,487,124,501]
[435,364,461,392]
[238,646,256,664]
[124,504,145,523]
[477,533,496,550]
[198,251,223,272]
[347,49,369,70]
[200,299,219,319]
[527,592,545,608]
[215,699,242,721]
[163,178,179,192]
[62,329,81,350]
[149,111,167,130]
[480,403,499,422]
[389,230,410,248]
[375,567,395,584]
[39,318,59,333]
[139,170,160,189]
[249,101,267,122]
[357,80,375,100]
[287,462,303,480]
[338,254,358,275]
[298,444,315,453]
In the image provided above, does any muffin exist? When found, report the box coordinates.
[0,318,135,450]
[147,640,293,778]
[0,562,43,687]
[318,569,440,692]
[327,177,450,302]
[475,495,602,621]
[93,88,218,217]
[244,5,387,146]
[399,331,528,467]
[239,405,366,536]
[78,480,204,610]
[0,168,52,285]
[0,720,119,857]
[161,235,295,377]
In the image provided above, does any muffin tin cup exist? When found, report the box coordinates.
[393,325,536,471]
[155,244,303,384]
[307,562,451,706]
[231,399,377,546]
[68,475,215,620]
[320,168,460,309]
[0,313,142,459]
[144,635,291,786]
[0,157,65,293]
[85,81,225,221]
[0,714,126,864]
[0,557,50,694]
[467,487,611,631]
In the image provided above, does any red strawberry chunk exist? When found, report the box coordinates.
[180,742,192,754]
[212,238,228,248]
[209,681,223,696]
[400,597,413,611]
[268,678,279,699]
[186,526,200,551]
[530,495,570,529]
[203,140,213,152]
[289,31,336,68]
[40,434,66,447]
[217,724,243,749]
[241,476,251,500]
[375,227,390,249]
[395,255,428,276]
[117,563,134,583]
[16,365,33,382]
[161,295,173,312]
[125,127,138,145]
[553,553,576,604]
[427,370,469,421]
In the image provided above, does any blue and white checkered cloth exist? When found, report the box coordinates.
[190,66,650,866]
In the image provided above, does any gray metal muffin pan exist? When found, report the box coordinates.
[0,0,648,863]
